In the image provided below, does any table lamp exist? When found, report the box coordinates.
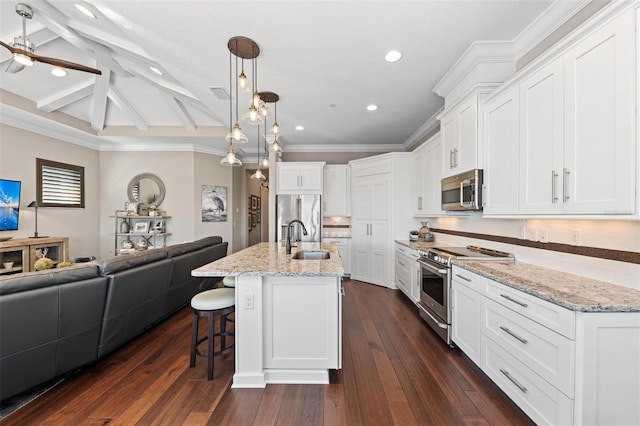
[27,201,48,238]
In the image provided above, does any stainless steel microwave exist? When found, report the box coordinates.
[441,169,483,211]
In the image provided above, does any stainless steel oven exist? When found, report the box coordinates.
[416,245,514,346]
[417,257,451,344]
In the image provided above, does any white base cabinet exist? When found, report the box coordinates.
[394,244,420,304]
[324,238,351,276]
[452,265,640,425]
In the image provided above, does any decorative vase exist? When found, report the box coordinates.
[120,220,130,234]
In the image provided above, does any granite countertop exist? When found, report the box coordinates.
[192,242,344,277]
[395,240,443,252]
[454,261,640,313]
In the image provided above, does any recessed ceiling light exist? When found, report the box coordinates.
[75,4,96,19]
[149,66,163,76]
[385,50,402,63]
[295,125,304,131]
[51,68,67,77]
[367,104,378,111]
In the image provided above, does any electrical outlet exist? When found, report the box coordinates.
[571,230,581,246]
[244,293,254,310]
[538,228,548,243]
[526,227,538,242]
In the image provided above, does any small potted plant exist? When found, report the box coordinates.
[409,230,419,241]
[146,205,159,217]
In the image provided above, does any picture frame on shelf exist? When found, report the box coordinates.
[125,201,139,215]
[133,222,149,233]
[152,219,165,233]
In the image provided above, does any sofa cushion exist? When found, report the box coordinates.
[0,264,99,296]
[96,249,168,275]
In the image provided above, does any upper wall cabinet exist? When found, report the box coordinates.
[323,165,350,216]
[276,162,325,195]
[482,6,636,216]
[413,132,443,216]
[439,88,494,178]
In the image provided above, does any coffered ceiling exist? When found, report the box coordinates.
[0,1,581,159]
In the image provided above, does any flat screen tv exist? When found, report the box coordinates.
[0,179,21,232]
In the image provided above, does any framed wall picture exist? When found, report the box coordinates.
[133,222,149,233]
[251,213,257,227]
[201,185,228,222]
[256,211,261,223]
[250,195,258,210]
[257,196,261,210]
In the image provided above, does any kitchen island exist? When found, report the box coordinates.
[192,242,344,388]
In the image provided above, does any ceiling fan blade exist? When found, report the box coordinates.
[0,40,20,55]
[5,59,25,73]
[31,53,102,75]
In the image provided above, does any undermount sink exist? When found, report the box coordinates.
[291,250,331,260]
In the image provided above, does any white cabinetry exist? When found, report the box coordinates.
[451,264,640,425]
[394,244,420,303]
[324,237,350,276]
[482,7,636,216]
[276,162,325,194]
[350,153,413,288]
[352,175,389,286]
[263,276,341,369]
[413,133,443,216]
[450,268,483,365]
[482,87,519,214]
[323,165,350,216]
[439,89,493,178]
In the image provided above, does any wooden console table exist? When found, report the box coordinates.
[0,237,69,275]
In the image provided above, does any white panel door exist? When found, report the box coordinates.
[369,220,388,287]
[519,57,564,214]
[369,177,389,221]
[351,219,371,282]
[451,280,482,365]
[299,165,323,193]
[277,164,302,193]
[457,97,478,174]
[323,165,348,216]
[441,113,459,177]
[563,9,635,214]
[483,87,520,214]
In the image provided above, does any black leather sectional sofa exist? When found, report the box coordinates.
[0,236,228,401]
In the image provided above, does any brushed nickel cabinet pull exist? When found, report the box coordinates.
[563,168,570,202]
[552,170,559,203]
[455,274,471,282]
[500,294,528,308]
[500,369,528,393]
[500,326,528,344]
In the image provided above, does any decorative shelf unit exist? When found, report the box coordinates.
[0,237,70,275]
[112,214,171,255]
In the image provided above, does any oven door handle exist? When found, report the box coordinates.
[418,302,449,329]
[417,259,448,275]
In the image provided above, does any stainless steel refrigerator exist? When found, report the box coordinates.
[276,194,322,243]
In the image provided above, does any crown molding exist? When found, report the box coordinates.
[402,106,443,151]
[281,143,405,153]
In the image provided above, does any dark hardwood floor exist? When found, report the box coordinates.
[3,279,534,425]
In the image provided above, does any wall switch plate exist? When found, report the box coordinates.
[244,293,254,310]
[571,230,581,246]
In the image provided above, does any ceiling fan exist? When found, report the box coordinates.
[1,3,101,75]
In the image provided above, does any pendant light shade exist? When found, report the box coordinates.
[220,145,242,166]
[272,137,282,152]
[250,168,266,180]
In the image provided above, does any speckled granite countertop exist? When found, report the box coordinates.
[192,242,344,277]
[454,261,640,312]
[395,240,443,252]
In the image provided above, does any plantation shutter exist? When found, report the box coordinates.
[36,158,85,208]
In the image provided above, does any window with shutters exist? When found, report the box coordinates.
[36,158,85,208]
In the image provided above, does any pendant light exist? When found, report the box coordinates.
[260,108,270,168]
[271,101,280,135]
[237,59,249,92]
[250,122,266,180]
[259,91,283,153]
[243,53,265,125]
[221,47,242,166]
[227,37,259,145]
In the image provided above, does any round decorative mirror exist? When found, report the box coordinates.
[127,173,165,210]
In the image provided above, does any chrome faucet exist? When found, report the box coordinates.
[286,220,308,254]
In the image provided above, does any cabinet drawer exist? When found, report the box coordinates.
[395,245,419,260]
[483,279,575,339]
[482,297,574,397]
[481,335,574,426]
[451,266,486,292]
[395,253,412,276]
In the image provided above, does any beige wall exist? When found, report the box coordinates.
[0,124,101,260]
[194,152,233,249]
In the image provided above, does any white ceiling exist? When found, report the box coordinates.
[0,0,578,159]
